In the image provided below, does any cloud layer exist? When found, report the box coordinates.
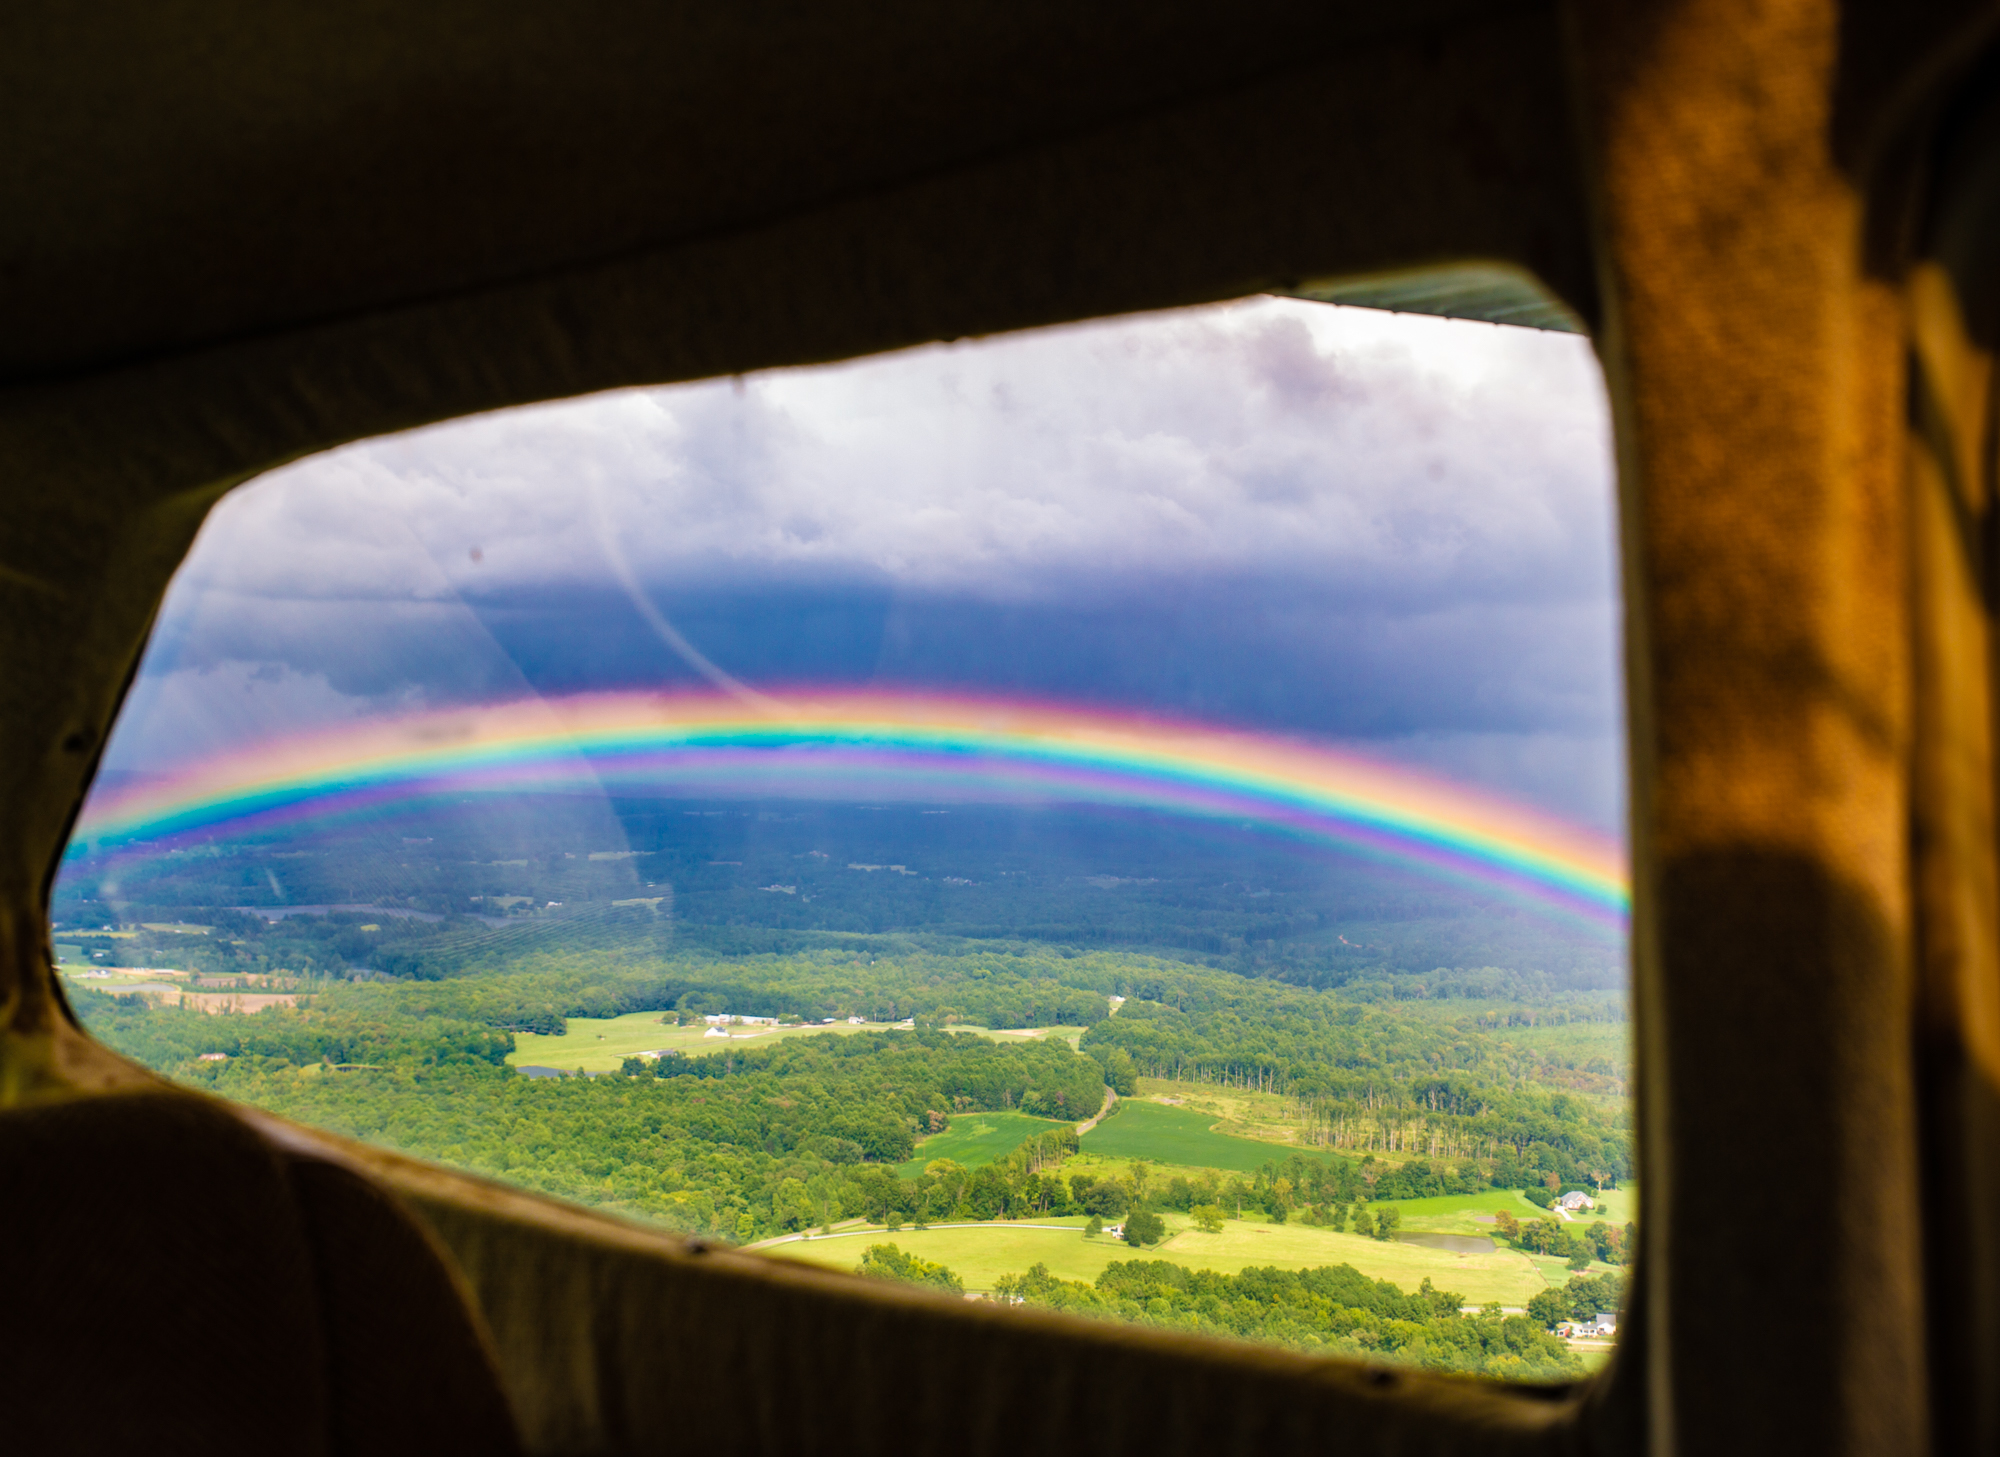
[107,297,1625,830]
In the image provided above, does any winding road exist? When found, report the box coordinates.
[1075,1084,1119,1135]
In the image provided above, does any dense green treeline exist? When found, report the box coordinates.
[70,985,515,1069]
[1497,1209,1634,1267]
[644,1032,1106,1135]
[61,904,672,989]
[857,1244,965,1296]
[116,1019,1105,1240]
[1080,992,1631,1185]
[987,1260,1581,1379]
[1527,1272,1631,1328]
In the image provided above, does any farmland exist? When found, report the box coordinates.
[764,1208,1554,1306]
[508,1011,903,1073]
[509,1011,1086,1075]
[1079,1098,1332,1174]
[67,929,1635,1377]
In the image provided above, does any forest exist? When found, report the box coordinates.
[850,1238,1589,1379]
[66,923,1629,1242]
[1080,988,1629,1184]
[984,1259,1583,1379]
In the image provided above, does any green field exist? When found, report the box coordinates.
[506,1011,877,1072]
[1080,1099,1333,1174]
[1150,1217,1548,1304]
[1571,1185,1636,1225]
[508,1013,1087,1075]
[1375,1190,1554,1232]
[764,1219,1130,1289]
[897,1111,1073,1176]
[1369,1184,1633,1228]
[764,1211,1552,1305]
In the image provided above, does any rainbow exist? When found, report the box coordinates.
[67,690,1627,929]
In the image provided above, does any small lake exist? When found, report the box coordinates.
[1396,1232,1496,1254]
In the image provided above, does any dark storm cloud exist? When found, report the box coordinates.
[103,298,1624,829]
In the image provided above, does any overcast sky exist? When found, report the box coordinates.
[104,296,1625,832]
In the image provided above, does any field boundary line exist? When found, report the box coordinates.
[748,1220,1098,1250]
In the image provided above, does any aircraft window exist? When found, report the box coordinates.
[56,295,1628,1377]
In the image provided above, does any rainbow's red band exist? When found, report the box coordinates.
[70,690,1628,929]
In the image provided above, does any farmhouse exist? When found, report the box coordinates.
[1561,1313,1619,1339]
[1555,1191,1595,1212]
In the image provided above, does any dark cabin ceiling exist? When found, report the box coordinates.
[2,0,1583,387]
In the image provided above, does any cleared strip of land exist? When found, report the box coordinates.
[507,1012,1085,1074]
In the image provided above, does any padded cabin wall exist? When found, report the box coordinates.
[0,471,235,1102]
[334,1133,1592,1457]
[1574,0,1926,1451]
[1907,260,2000,1457]
[1908,60,2000,1455]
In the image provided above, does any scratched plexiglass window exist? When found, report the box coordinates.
[59,296,1631,1376]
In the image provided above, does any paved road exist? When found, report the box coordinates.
[1076,1085,1119,1135]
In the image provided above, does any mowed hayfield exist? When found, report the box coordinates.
[507,1011,887,1072]
[896,1112,1075,1176]
[508,1013,1087,1075]
[763,1210,1553,1305]
[1080,1099,1332,1174]
[763,1219,1131,1289]
[1147,1217,1548,1305]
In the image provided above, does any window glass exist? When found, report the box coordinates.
[58,296,1629,1377]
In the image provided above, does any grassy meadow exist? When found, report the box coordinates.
[508,1011,920,1072]
[1080,1098,1330,1173]
[1129,1081,1315,1147]
[507,1012,1088,1075]
[897,1111,1074,1176]
[764,1218,1130,1289]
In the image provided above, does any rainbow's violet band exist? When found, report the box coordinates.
[69,691,1629,929]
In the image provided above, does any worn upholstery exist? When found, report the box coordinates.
[0,1090,522,1455]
